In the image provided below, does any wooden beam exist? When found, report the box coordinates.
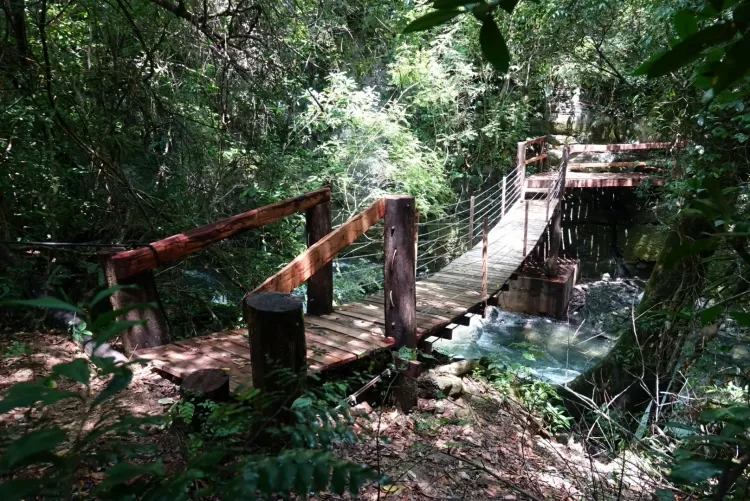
[110,188,331,280]
[251,198,386,294]
[306,201,333,315]
[521,136,547,146]
[517,142,527,200]
[568,162,652,169]
[384,196,417,349]
[568,141,687,154]
[524,153,549,165]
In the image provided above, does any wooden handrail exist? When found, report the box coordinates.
[110,188,331,280]
[249,198,387,295]
[521,136,547,147]
[524,153,549,165]
[569,141,687,154]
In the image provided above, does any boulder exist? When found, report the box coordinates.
[418,372,464,399]
[434,360,478,378]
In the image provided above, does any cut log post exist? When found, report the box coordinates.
[181,369,230,402]
[501,176,506,217]
[394,357,421,413]
[468,195,475,249]
[384,196,417,349]
[243,292,306,416]
[98,248,170,353]
[482,215,488,318]
[517,141,527,200]
[306,200,333,315]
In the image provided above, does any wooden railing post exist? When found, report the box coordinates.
[98,248,170,353]
[522,201,529,269]
[244,292,306,419]
[545,145,569,277]
[517,141,526,201]
[384,196,417,349]
[468,195,475,249]
[482,215,489,318]
[501,176,506,217]
[305,200,333,315]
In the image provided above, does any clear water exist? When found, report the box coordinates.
[435,279,643,385]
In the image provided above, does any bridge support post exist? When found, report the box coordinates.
[384,196,417,349]
[468,195,475,249]
[98,248,170,353]
[545,146,569,277]
[305,200,333,315]
[244,292,306,420]
[517,142,526,200]
[482,215,489,318]
[522,201,529,269]
[501,176,506,217]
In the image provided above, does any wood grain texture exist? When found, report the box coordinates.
[251,198,386,294]
[110,188,331,280]
[384,196,417,348]
[524,153,549,165]
[306,201,334,315]
[568,141,686,153]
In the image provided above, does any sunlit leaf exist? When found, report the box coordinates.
[52,359,90,385]
[670,458,729,484]
[403,9,463,33]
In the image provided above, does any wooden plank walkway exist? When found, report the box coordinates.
[135,198,556,389]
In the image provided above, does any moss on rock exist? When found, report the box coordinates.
[619,225,668,263]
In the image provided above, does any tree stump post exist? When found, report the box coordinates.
[384,196,417,349]
[98,248,170,353]
[305,201,333,315]
[243,292,306,415]
[181,369,230,402]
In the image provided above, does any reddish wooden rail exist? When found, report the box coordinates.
[110,189,331,280]
[250,198,386,295]
[568,141,687,154]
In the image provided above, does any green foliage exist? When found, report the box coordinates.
[2,341,29,359]
[0,292,378,498]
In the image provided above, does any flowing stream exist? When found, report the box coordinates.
[434,277,645,384]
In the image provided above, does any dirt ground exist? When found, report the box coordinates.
[0,330,664,500]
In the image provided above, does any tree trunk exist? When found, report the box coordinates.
[566,215,715,414]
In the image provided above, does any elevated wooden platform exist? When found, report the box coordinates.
[135,199,556,389]
[526,171,664,189]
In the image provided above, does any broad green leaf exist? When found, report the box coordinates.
[92,367,133,407]
[2,478,48,501]
[670,458,729,484]
[663,239,718,269]
[432,0,472,8]
[0,382,80,414]
[699,305,723,325]
[674,10,698,39]
[1,297,84,316]
[258,461,279,493]
[635,23,736,78]
[403,9,463,33]
[480,17,510,73]
[706,34,750,98]
[52,359,90,385]
[312,456,331,491]
[292,396,313,409]
[729,311,750,326]
[97,460,165,491]
[89,285,137,309]
[92,303,155,332]
[278,459,296,494]
[295,460,314,496]
[701,404,750,426]
[331,463,348,494]
[1,428,67,469]
[497,0,519,13]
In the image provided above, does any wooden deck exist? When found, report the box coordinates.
[135,198,556,390]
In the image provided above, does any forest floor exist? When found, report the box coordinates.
[0,330,662,500]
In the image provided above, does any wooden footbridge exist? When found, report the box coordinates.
[100,138,681,390]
